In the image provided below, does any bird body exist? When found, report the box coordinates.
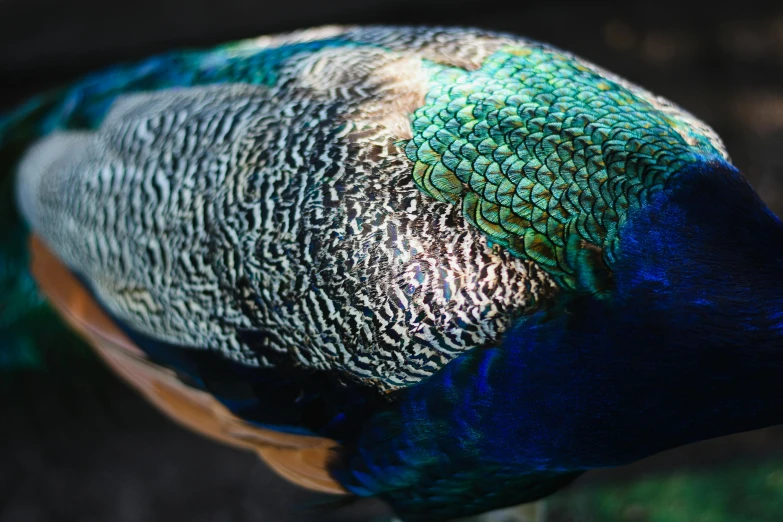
[4,25,783,520]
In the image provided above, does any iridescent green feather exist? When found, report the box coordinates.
[406,46,725,292]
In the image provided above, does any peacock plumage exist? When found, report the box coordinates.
[3,25,783,521]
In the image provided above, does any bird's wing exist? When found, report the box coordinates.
[19,76,407,444]
[16,28,567,398]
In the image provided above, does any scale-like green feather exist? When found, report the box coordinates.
[406,46,727,291]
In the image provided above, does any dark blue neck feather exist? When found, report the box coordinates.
[495,160,783,469]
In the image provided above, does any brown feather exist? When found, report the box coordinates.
[29,235,347,495]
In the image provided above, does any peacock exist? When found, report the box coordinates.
[2,25,782,521]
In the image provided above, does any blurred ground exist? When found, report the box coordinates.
[3,1,783,521]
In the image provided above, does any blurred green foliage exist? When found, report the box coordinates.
[548,459,783,522]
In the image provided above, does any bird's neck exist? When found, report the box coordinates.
[476,162,783,471]
[612,161,783,370]
[544,162,783,468]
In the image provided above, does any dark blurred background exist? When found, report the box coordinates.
[3,1,783,521]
